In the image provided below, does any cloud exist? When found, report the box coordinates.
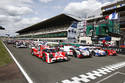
[53,5,63,10]
[0,0,113,36]
[64,0,111,18]
[0,0,39,36]
[101,2,111,7]
[39,0,53,3]
[0,15,21,24]
[0,0,33,16]
[20,0,33,3]
[15,17,41,30]
[0,5,33,16]
[0,0,33,7]
[0,17,41,36]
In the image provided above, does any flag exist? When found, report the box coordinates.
[109,12,118,20]
[70,21,78,28]
[105,16,109,20]
[67,21,78,40]
[105,12,118,20]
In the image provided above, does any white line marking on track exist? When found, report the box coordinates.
[60,61,125,83]
[2,41,33,83]
[96,72,125,83]
[118,72,125,75]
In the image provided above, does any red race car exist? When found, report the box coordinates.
[104,48,117,56]
[31,45,69,63]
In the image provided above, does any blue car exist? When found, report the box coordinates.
[92,47,107,56]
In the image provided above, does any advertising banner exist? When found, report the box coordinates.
[67,21,78,42]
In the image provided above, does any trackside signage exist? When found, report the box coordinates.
[67,21,79,43]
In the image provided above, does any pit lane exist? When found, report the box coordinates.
[5,44,125,83]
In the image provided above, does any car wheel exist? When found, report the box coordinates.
[31,50,35,56]
[66,57,70,61]
[91,51,95,56]
[105,51,108,55]
[113,54,117,56]
[89,54,92,57]
[42,54,46,61]
[73,50,77,57]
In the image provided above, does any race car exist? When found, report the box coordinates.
[104,48,117,56]
[31,45,68,63]
[14,41,27,48]
[70,46,92,58]
[91,47,107,56]
[6,40,15,44]
[62,46,74,56]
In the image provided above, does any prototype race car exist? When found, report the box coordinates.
[6,40,15,44]
[91,47,107,56]
[62,46,74,56]
[31,45,68,63]
[70,46,92,58]
[104,48,117,56]
[14,41,27,48]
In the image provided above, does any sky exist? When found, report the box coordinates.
[0,0,117,36]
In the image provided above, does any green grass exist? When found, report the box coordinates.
[0,39,13,66]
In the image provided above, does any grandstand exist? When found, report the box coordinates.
[16,13,82,42]
[101,0,125,46]
[16,0,125,45]
[85,15,121,45]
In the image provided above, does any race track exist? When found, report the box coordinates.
[6,44,125,83]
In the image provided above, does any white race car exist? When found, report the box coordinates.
[91,47,107,56]
[62,46,74,56]
[14,41,27,48]
[69,46,92,58]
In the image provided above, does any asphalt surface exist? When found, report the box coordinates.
[6,44,125,83]
[0,62,27,83]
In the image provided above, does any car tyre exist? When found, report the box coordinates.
[42,53,46,61]
[91,51,95,56]
[73,50,77,58]
[31,50,35,56]
[89,54,92,58]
